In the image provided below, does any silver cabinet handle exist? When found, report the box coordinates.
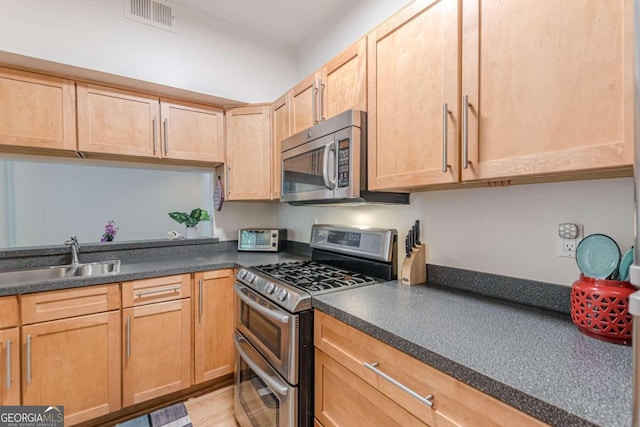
[152,117,158,155]
[134,286,181,298]
[163,119,169,154]
[319,79,326,122]
[442,103,450,173]
[234,334,288,396]
[198,277,203,320]
[462,95,470,169]
[312,81,319,124]
[364,361,434,408]
[5,339,11,390]
[234,283,290,324]
[126,316,131,359]
[26,335,31,384]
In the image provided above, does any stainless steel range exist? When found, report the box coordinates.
[233,224,398,427]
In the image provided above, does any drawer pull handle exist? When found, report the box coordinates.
[134,286,181,298]
[6,339,11,390]
[364,361,434,408]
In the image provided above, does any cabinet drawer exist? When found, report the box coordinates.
[123,274,190,307]
[0,296,19,328]
[315,349,428,427]
[21,284,120,325]
[314,311,546,427]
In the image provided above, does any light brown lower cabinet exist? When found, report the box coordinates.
[0,327,20,405]
[314,310,546,427]
[193,269,235,384]
[17,285,121,425]
[0,296,19,406]
[122,298,192,406]
[21,311,121,425]
[315,349,429,427]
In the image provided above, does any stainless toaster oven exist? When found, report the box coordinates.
[238,228,287,252]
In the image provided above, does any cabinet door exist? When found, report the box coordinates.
[368,0,460,191]
[0,328,20,406]
[0,67,76,151]
[272,92,292,200]
[193,269,235,384]
[461,0,633,181]
[226,105,272,200]
[291,73,320,134]
[22,312,121,425]
[77,83,160,158]
[160,99,224,163]
[322,38,367,119]
[122,299,191,406]
[315,350,428,427]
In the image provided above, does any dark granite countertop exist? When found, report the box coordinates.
[0,251,307,296]
[313,281,633,427]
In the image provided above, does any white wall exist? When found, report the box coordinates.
[277,178,635,286]
[0,0,297,103]
[213,202,278,242]
[296,0,411,79]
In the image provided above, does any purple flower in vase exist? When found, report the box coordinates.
[101,220,119,242]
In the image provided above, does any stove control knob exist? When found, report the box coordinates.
[276,288,288,301]
[264,282,276,294]
[246,273,255,284]
[272,243,277,247]
[238,270,247,279]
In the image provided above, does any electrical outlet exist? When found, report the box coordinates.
[557,224,583,258]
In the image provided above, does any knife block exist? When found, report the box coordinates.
[401,244,427,285]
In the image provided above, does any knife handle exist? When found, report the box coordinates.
[405,235,411,257]
[415,220,420,245]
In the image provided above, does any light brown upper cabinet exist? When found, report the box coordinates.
[322,38,367,120]
[159,99,224,162]
[78,83,224,163]
[77,83,160,158]
[367,0,460,191]
[291,38,367,135]
[0,67,76,151]
[225,105,273,201]
[460,0,633,181]
[272,92,292,200]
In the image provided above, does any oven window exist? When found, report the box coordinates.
[282,148,327,194]
[239,360,280,426]
[241,303,282,358]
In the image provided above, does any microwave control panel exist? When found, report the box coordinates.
[337,138,350,188]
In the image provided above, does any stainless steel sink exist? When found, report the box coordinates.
[71,260,121,277]
[0,260,121,286]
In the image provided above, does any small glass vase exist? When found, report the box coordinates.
[185,227,198,239]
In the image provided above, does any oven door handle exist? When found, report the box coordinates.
[234,283,290,324]
[234,334,289,397]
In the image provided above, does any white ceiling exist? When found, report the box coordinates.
[174,0,357,46]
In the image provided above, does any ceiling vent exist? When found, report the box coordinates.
[124,0,177,33]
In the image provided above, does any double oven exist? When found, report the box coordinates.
[233,224,398,427]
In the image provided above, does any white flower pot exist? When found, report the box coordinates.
[185,227,198,239]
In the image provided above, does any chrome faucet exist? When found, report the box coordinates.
[64,236,80,265]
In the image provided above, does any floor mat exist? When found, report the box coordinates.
[149,402,192,427]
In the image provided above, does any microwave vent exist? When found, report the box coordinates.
[124,0,176,32]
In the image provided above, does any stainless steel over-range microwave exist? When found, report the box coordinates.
[280,109,409,205]
[237,228,287,252]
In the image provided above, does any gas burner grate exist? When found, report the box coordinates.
[253,261,379,293]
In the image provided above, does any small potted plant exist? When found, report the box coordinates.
[101,220,119,242]
[168,208,211,239]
